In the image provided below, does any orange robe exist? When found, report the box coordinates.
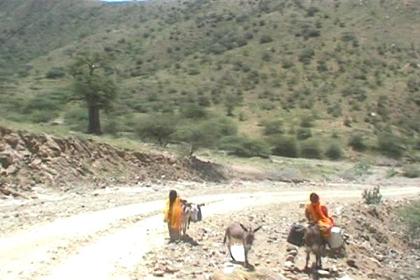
[164,197,183,231]
[305,202,335,237]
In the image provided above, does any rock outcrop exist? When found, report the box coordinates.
[0,126,226,196]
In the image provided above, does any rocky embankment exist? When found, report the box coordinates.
[135,200,419,280]
[0,126,226,197]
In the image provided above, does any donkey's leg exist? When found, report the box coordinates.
[305,251,310,271]
[244,246,249,267]
[228,244,236,261]
[316,253,320,269]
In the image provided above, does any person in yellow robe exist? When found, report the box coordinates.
[305,192,335,238]
[164,190,184,242]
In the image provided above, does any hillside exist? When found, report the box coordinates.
[0,0,420,160]
[0,125,227,196]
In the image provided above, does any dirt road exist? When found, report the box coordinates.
[0,185,419,280]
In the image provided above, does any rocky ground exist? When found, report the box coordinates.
[134,199,420,280]
[0,126,226,197]
[1,126,419,280]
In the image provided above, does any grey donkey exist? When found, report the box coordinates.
[223,222,262,267]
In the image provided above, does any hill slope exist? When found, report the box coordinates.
[0,0,419,158]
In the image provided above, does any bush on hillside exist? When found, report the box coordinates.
[407,76,420,93]
[402,164,420,178]
[64,107,88,131]
[181,104,207,119]
[175,118,237,156]
[348,134,367,151]
[296,127,312,140]
[270,136,298,158]
[136,114,178,147]
[30,110,59,123]
[342,84,367,101]
[259,35,273,44]
[306,6,319,17]
[325,142,343,160]
[263,119,284,135]
[362,186,382,205]
[219,136,270,158]
[298,48,315,65]
[399,200,420,239]
[175,122,218,156]
[377,133,404,159]
[300,115,313,127]
[23,95,61,113]
[45,67,66,79]
[299,139,322,159]
[103,117,123,136]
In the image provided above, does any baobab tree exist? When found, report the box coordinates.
[70,52,117,135]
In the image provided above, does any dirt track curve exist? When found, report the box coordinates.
[0,185,419,280]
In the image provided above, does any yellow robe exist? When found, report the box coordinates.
[164,197,183,231]
[305,202,334,237]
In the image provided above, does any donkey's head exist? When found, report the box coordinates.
[239,223,262,246]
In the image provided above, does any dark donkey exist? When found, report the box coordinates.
[304,224,326,271]
[223,222,262,268]
[181,202,204,236]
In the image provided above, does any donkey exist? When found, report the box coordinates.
[304,224,326,271]
[181,202,204,236]
[223,222,262,267]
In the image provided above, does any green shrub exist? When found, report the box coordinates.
[299,139,322,159]
[399,200,420,239]
[353,161,371,176]
[259,35,273,44]
[301,26,320,39]
[362,186,382,205]
[270,136,298,158]
[209,117,238,137]
[298,48,315,64]
[181,104,207,119]
[197,96,211,107]
[348,134,367,151]
[136,114,178,146]
[327,104,342,117]
[175,122,218,156]
[300,115,313,127]
[263,120,284,135]
[386,168,398,178]
[306,7,319,17]
[64,106,88,131]
[219,136,270,158]
[103,117,122,136]
[175,118,237,156]
[407,76,420,93]
[30,110,59,123]
[296,127,312,140]
[261,52,272,62]
[325,142,343,160]
[45,67,66,79]
[342,85,367,101]
[24,95,61,113]
[402,164,420,178]
[377,133,404,159]
[282,59,294,69]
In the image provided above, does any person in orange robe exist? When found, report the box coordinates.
[164,190,184,242]
[305,192,335,239]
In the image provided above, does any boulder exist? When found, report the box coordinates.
[0,152,14,168]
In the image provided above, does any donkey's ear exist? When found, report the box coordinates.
[198,203,205,207]
[239,223,248,232]
[253,225,262,232]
